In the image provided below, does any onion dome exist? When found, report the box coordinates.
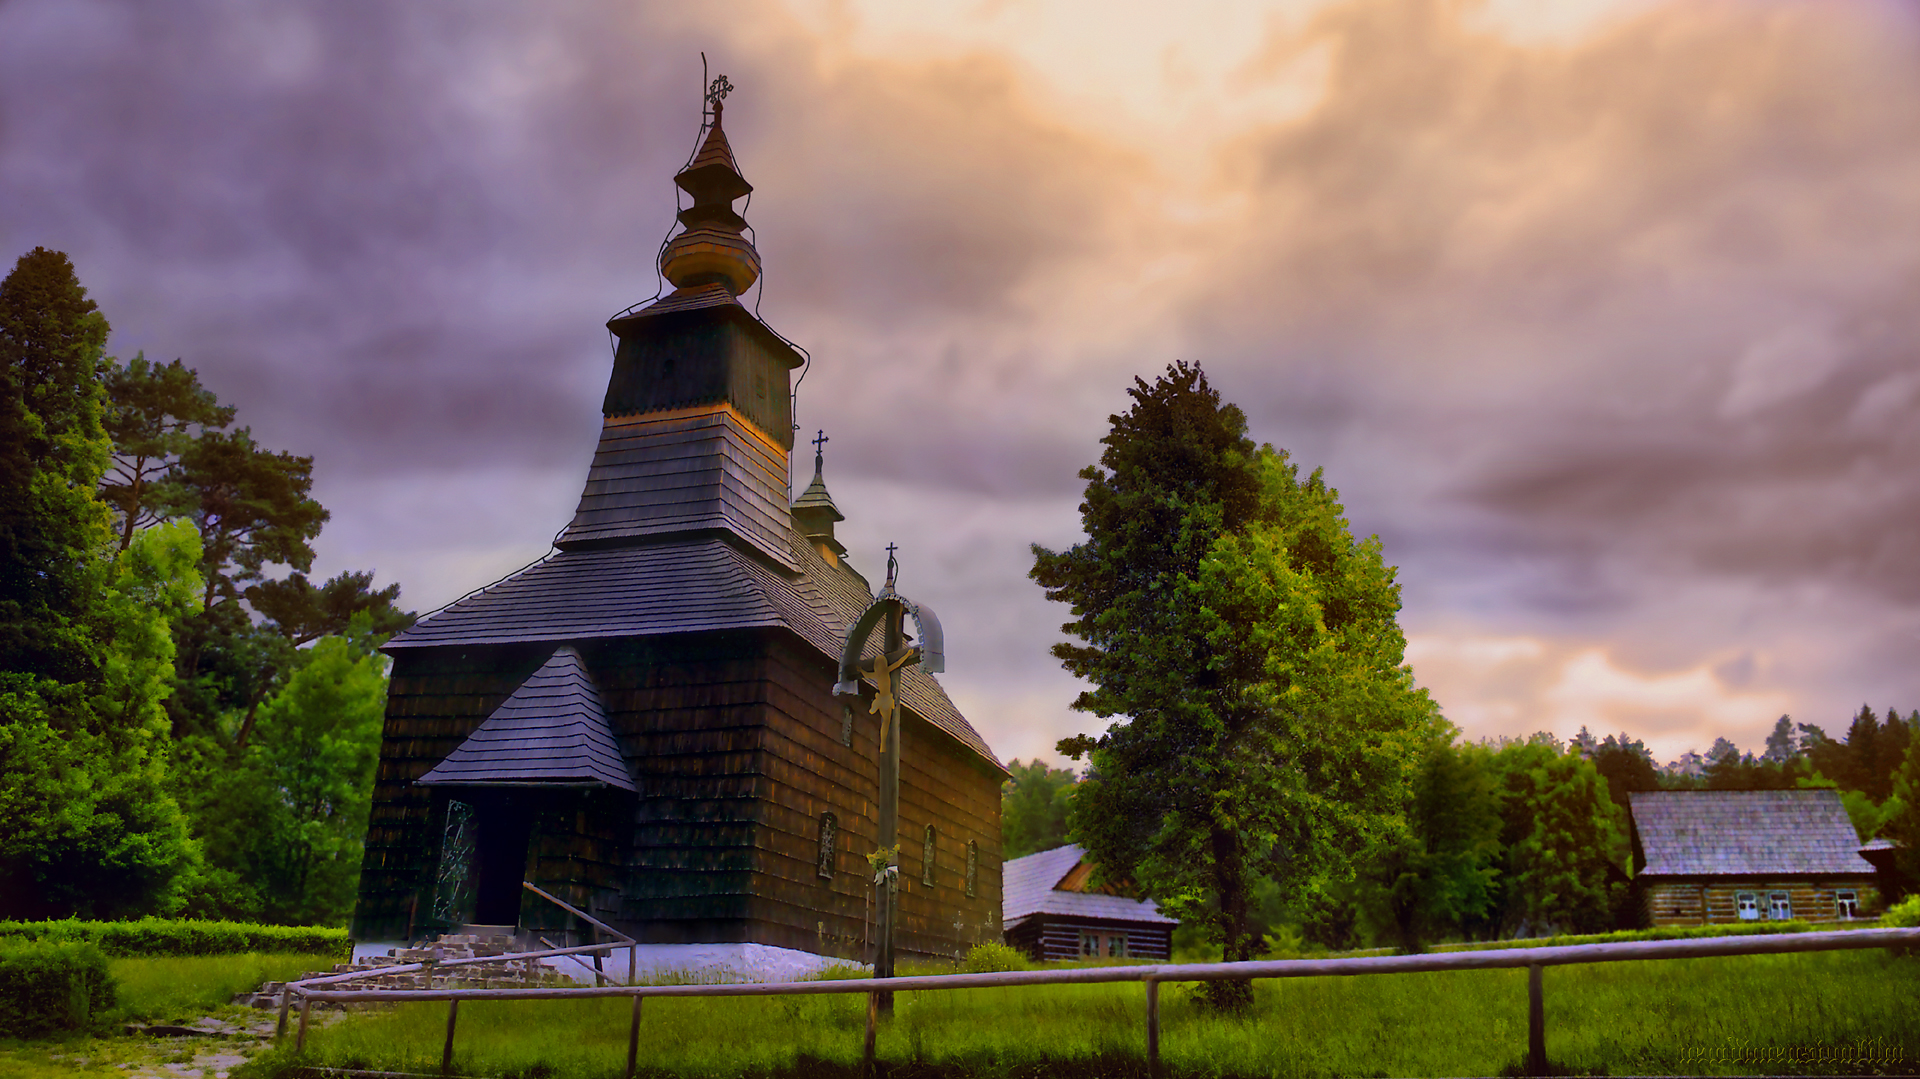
[660,89,761,296]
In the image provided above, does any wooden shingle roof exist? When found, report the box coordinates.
[417,646,634,790]
[1001,845,1176,929]
[556,406,796,569]
[1629,790,1877,877]
[386,528,1005,775]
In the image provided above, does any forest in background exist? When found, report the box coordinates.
[1003,705,1920,954]
[1,246,412,927]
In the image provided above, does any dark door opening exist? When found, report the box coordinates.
[471,796,534,926]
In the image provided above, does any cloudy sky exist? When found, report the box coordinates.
[5,0,1918,768]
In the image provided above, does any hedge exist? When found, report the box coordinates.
[0,918,348,958]
[0,939,116,1038]
[1428,918,1882,953]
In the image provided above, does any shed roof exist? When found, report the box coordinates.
[1629,790,1877,877]
[417,645,634,790]
[386,528,1003,775]
[1002,844,1176,929]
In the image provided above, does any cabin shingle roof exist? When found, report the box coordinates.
[1629,790,1877,877]
[417,645,634,790]
[1001,844,1176,929]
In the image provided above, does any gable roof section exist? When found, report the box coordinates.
[417,645,634,791]
[386,528,1004,775]
[1629,790,1876,877]
[1002,844,1176,929]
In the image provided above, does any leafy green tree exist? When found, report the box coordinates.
[1035,362,1437,1009]
[99,354,235,552]
[1001,759,1077,860]
[1357,736,1501,952]
[1763,714,1797,764]
[1485,736,1628,936]
[0,250,205,917]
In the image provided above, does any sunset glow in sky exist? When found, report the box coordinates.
[5,0,1917,768]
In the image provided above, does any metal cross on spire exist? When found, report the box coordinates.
[706,73,734,115]
[812,429,829,468]
[884,542,899,592]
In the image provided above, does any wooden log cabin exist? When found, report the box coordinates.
[1628,790,1881,928]
[1001,845,1176,962]
[350,88,1008,970]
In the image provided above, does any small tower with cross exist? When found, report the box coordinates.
[792,429,852,573]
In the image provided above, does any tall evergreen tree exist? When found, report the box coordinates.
[1000,759,1077,861]
[1034,362,1437,1008]
[0,247,114,697]
[100,354,234,551]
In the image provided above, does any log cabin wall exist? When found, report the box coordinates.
[1641,878,1882,928]
[1006,917,1173,963]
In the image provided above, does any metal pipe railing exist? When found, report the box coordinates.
[284,925,1920,1078]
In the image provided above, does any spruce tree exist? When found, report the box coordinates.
[1034,362,1438,1008]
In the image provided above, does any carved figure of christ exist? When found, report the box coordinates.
[863,644,921,750]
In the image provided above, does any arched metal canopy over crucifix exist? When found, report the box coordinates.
[833,545,943,1006]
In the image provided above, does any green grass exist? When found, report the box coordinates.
[111,950,324,1024]
[237,949,1920,1078]
[0,952,323,1078]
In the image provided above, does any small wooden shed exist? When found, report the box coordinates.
[1001,845,1176,961]
[350,95,1008,966]
[1628,790,1880,927]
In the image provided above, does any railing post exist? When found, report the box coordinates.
[1527,962,1545,1076]
[629,942,636,986]
[864,989,879,1070]
[275,988,291,1043]
[443,998,460,1073]
[626,994,643,1079]
[295,993,312,1054]
[1144,977,1160,1078]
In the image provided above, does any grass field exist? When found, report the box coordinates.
[0,952,322,1079]
[239,949,1920,1078]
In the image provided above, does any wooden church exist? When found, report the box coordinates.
[350,85,1008,968]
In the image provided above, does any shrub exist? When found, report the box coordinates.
[1881,895,1920,928]
[0,917,346,958]
[961,942,1033,973]
[0,939,116,1037]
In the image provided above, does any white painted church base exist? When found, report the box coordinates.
[548,942,869,984]
[347,940,867,985]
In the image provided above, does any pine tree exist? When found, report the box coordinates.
[1034,362,1438,1008]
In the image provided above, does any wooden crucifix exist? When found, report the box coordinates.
[833,548,944,1015]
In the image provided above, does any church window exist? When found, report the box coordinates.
[965,840,979,898]
[840,704,853,747]
[817,813,838,879]
[922,825,937,887]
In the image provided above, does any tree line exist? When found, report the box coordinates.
[0,247,411,926]
[1006,362,1920,1006]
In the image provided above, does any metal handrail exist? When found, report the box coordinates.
[286,925,1920,1078]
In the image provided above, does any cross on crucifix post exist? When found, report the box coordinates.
[832,551,945,1015]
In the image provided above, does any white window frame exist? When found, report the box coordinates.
[1735,891,1759,920]
[1836,890,1858,919]
[1768,890,1792,920]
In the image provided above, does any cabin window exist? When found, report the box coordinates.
[840,705,854,747]
[1735,891,1759,920]
[1768,891,1792,920]
[1079,929,1100,958]
[817,813,838,879]
[965,840,979,898]
[1108,934,1129,958]
[922,825,937,887]
[1836,890,1858,919]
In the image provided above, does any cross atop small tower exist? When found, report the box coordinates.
[812,429,829,467]
[706,73,734,117]
[884,543,899,592]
